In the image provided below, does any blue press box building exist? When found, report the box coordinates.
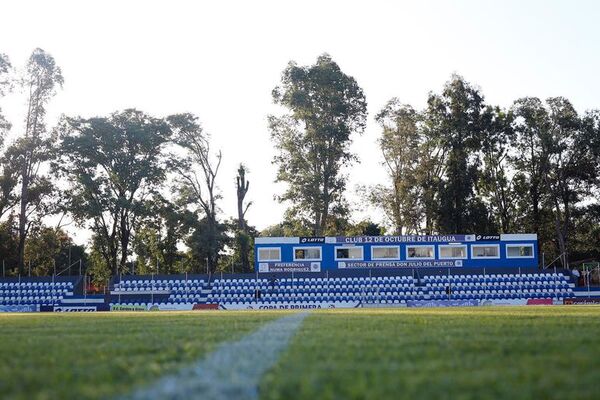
[254,234,539,273]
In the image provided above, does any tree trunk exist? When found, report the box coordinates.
[17,163,29,275]
[236,172,250,273]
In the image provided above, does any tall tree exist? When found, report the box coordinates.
[56,109,172,276]
[168,113,226,273]
[269,54,367,235]
[511,97,598,266]
[416,109,447,235]
[540,97,597,267]
[24,226,85,276]
[235,164,252,272]
[0,215,19,275]
[0,53,11,136]
[425,74,490,233]
[510,97,548,236]
[15,49,63,275]
[132,199,189,274]
[371,99,422,234]
[479,106,516,233]
[0,53,19,219]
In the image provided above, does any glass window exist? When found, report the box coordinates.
[439,245,467,259]
[507,244,534,258]
[472,245,499,258]
[335,247,363,260]
[372,246,400,259]
[258,248,280,262]
[294,247,322,261]
[406,245,434,259]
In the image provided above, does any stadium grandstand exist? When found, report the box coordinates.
[3,233,598,312]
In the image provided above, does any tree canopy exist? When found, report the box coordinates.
[270,54,367,236]
[0,48,598,278]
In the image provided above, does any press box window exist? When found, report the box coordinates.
[372,246,400,260]
[293,247,322,261]
[471,245,500,258]
[335,246,363,260]
[506,244,534,258]
[406,245,434,259]
[257,247,281,262]
[439,245,467,259]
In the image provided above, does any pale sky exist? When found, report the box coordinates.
[1,0,599,245]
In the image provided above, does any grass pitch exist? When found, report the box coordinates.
[1,307,599,400]
[0,311,281,399]
[262,307,600,400]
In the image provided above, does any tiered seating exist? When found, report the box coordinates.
[208,272,574,306]
[108,271,575,309]
[208,276,423,305]
[111,277,206,307]
[0,280,75,306]
[422,272,574,301]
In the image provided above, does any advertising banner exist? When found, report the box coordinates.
[219,301,361,310]
[258,261,321,273]
[475,234,501,241]
[479,299,528,306]
[53,306,97,312]
[148,303,194,311]
[334,235,474,244]
[406,300,479,308]
[110,303,198,311]
[0,304,39,313]
[299,237,325,244]
[526,298,553,305]
[110,303,208,311]
[110,304,148,311]
[193,304,219,310]
[564,298,600,305]
[338,260,461,269]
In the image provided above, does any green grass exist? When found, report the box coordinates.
[0,311,281,400]
[260,307,600,400]
[1,307,599,400]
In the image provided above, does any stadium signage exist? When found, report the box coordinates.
[476,234,501,241]
[111,305,148,311]
[258,261,321,273]
[480,299,527,306]
[0,305,38,312]
[299,236,325,244]
[338,260,461,268]
[407,300,479,307]
[564,298,600,305]
[337,235,474,244]
[525,298,553,305]
[219,301,361,310]
[192,304,219,310]
[53,306,97,312]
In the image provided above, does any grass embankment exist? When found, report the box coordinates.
[261,307,600,400]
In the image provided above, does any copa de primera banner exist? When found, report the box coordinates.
[219,301,361,310]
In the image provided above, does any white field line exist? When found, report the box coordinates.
[123,312,309,400]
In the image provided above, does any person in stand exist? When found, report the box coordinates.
[571,267,581,287]
[269,274,278,290]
